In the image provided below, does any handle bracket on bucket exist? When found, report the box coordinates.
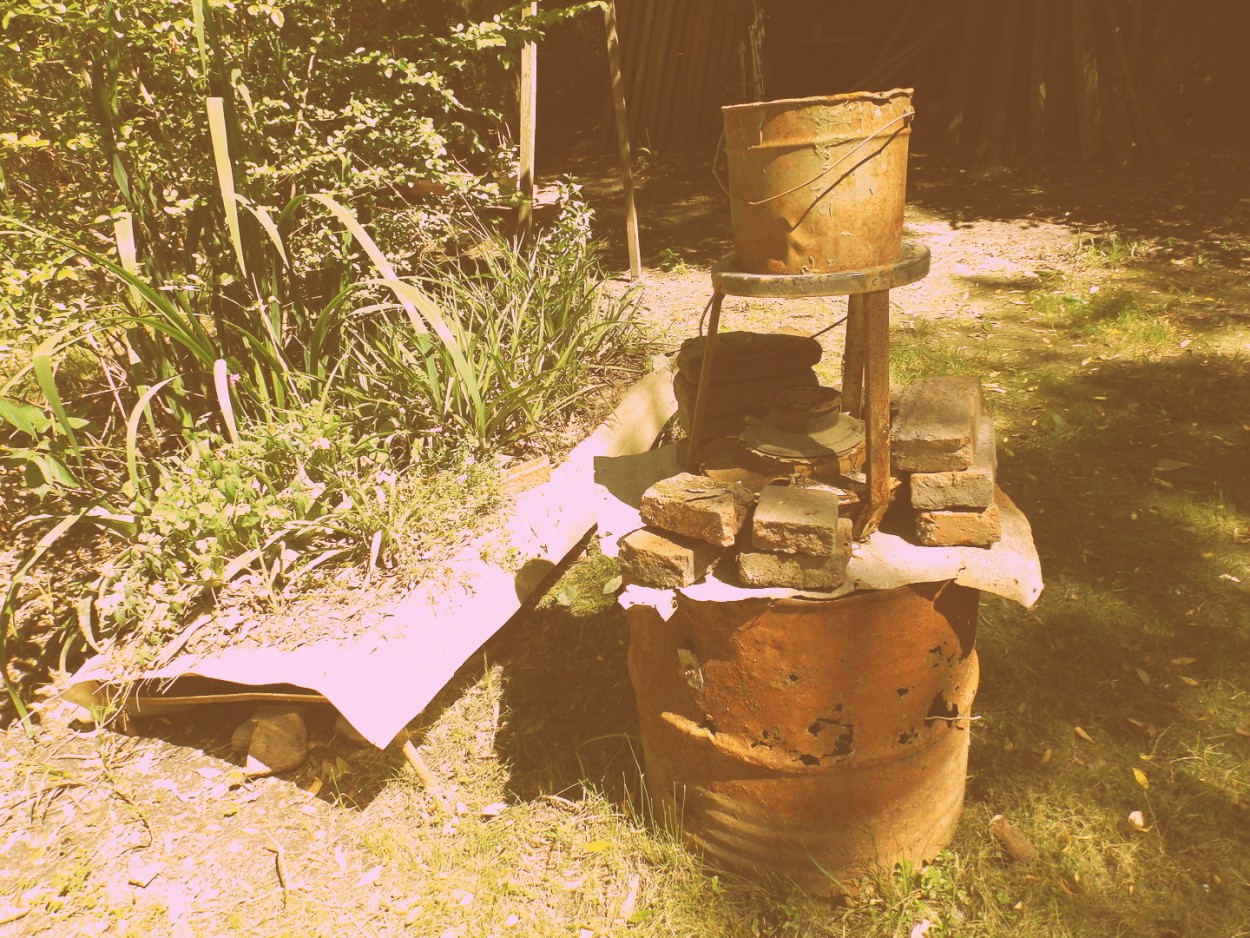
[739,109,914,208]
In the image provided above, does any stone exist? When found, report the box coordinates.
[618,527,723,588]
[640,473,754,547]
[891,376,983,472]
[737,547,850,591]
[915,500,1002,548]
[750,483,841,555]
[235,705,307,775]
[910,416,998,510]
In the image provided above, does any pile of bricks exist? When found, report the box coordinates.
[618,474,851,591]
[890,376,1001,548]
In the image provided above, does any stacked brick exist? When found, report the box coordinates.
[890,376,1001,548]
[618,474,850,591]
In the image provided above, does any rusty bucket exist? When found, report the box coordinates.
[626,581,978,892]
[721,89,914,275]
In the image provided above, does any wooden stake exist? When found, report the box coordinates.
[605,0,642,279]
[857,290,893,539]
[516,1,538,243]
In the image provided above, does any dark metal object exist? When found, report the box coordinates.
[685,242,930,537]
[627,582,980,893]
[711,240,930,298]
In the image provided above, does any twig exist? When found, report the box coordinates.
[401,739,450,815]
[266,840,289,908]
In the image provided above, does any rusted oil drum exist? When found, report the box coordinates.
[721,88,914,276]
[626,581,978,892]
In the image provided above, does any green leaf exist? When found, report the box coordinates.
[207,96,247,277]
[0,398,50,438]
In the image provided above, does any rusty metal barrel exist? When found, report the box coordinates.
[626,581,978,892]
[721,88,914,275]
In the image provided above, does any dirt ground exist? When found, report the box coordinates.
[3,145,1248,936]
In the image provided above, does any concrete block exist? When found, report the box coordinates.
[915,500,1002,548]
[619,527,723,588]
[910,416,997,510]
[891,376,983,472]
[640,473,754,547]
[750,483,841,556]
[738,547,850,590]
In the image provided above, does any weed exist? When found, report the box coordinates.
[657,248,695,274]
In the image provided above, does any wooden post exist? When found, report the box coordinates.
[517,1,538,243]
[604,0,642,279]
[841,294,867,418]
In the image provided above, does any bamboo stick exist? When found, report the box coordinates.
[604,0,642,279]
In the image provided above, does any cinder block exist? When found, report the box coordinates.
[619,527,722,588]
[738,547,850,590]
[910,416,997,510]
[915,500,1002,548]
[640,473,754,547]
[750,483,841,556]
[891,376,983,472]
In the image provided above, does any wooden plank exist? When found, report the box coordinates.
[516,1,538,243]
[857,290,893,539]
[841,294,867,419]
[604,0,642,279]
[698,0,731,140]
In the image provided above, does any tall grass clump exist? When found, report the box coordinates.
[0,3,641,716]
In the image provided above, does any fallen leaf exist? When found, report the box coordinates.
[357,865,383,887]
[1233,727,1250,739]
[584,839,611,854]
[481,802,508,818]
[1127,811,1152,831]
[1154,458,1192,472]
[990,814,1037,862]
[1133,767,1149,789]
[911,920,934,938]
[602,575,623,595]
[1074,726,1095,743]
[1040,749,1053,766]
[1135,668,1151,686]
[1171,657,1198,666]
[1178,676,1200,687]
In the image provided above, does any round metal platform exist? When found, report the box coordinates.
[711,240,930,298]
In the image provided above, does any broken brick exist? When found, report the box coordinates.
[640,473,754,547]
[619,527,723,588]
[910,416,997,510]
[915,499,1002,548]
[891,376,983,473]
[750,483,841,556]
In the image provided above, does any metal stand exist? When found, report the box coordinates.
[686,241,931,538]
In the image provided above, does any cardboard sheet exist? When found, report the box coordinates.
[69,364,678,748]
